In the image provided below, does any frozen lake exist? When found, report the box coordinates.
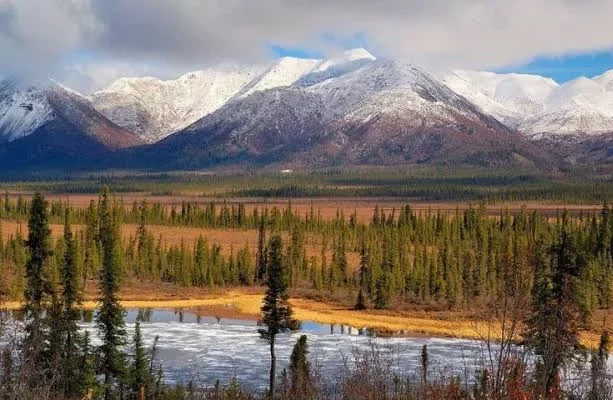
[76,308,502,391]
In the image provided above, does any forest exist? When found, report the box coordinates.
[0,189,612,399]
[3,167,613,203]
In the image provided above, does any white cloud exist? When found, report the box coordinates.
[56,61,174,94]
[2,0,613,90]
[0,0,97,80]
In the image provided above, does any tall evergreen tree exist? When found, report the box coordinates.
[60,209,83,397]
[96,189,127,400]
[130,321,151,399]
[355,238,368,310]
[22,192,53,384]
[526,216,584,397]
[259,235,298,398]
[255,217,267,282]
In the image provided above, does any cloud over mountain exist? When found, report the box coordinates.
[2,0,613,90]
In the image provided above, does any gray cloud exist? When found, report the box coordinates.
[0,0,97,81]
[2,0,613,90]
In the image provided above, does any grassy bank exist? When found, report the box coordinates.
[2,288,605,349]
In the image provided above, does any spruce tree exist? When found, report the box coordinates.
[22,192,53,384]
[355,238,369,310]
[96,189,127,400]
[589,330,611,400]
[259,235,298,398]
[255,217,267,282]
[60,210,83,397]
[526,216,584,396]
[289,335,312,399]
[130,321,151,399]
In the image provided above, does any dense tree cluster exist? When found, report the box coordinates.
[0,191,160,400]
[0,190,612,399]
[2,196,613,320]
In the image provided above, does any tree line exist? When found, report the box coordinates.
[2,197,613,320]
[0,190,612,399]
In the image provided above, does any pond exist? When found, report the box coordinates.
[76,308,499,392]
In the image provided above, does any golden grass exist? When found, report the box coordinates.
[1,291,603,349]
[0,220,360,266]
[2,192,603,223]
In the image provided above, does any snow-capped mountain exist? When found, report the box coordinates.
[443,69,613,138]
[0,78,142,148]
[0,80,54,142]
[137,59,549,170]
[0,78,142,171]
[90,66,264,143]
[91,49,378,142]
[2,47,613,172]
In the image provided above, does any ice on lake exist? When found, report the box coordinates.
[77,308,502,392]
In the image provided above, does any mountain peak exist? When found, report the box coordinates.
[592,69,613,89]
[341,48,376,62]
[313,48,376,73]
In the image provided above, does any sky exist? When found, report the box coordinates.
[1,0,613,92]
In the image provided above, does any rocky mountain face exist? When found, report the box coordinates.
[1,48,612,172]
[0,79,142,172]
[134,60,548,170]
[90,49,377,143]
[442,69,613,138]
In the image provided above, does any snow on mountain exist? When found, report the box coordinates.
[313,48,376,73]
[521,76,613,138]
[91,66,263,143]
[444,68,613,137]
[234,57,321,98]
[234,49,377,98]
[92,49,377,142]
[0,80,54,142]
[144,59,546,171]
[442,70,558,128]
[0,77,142,162]
[309,60,494,126]
[593,70,613,90]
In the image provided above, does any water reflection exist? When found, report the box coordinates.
[2,307,498,392]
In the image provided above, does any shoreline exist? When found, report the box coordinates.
[2,292,603,348]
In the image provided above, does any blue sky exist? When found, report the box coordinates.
[496,51,613,82]
[5,1,613,92]
[272,45,613,84]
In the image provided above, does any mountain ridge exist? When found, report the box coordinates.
[0,49,612,172]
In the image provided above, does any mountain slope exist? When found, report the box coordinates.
[443,69,613,138]
[0,80,54,142]
[126,61,550,170]
[92,49,378,143]
[0,79,142,172]
[91,66,263,143]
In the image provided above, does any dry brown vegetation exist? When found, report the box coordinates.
[3,284,609,349]
[0,220,360,266]
[3,192,603,222]
[1,193,609,350]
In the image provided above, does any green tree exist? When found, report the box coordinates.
[526,217,584,397]
[289,335,312,399]
[129,321,152,399]
[60,210,84,397]
[22,192,53,384]
[355,238,369,310]
[96,189,127,400]
[255,217,267,282]
[259,235,298,398]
